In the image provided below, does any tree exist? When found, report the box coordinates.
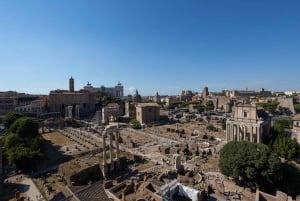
[219,141,281,188]
[3,132,43,169]
[2,112,24,130]
[2,116,43,170]
[196,105,205,113]
[295,104,300,113]
[206,124,218,132]
[273,137,299,160]
[205,101,214,111]
[257,101,279,113]
[9,117,39,138]
[130,119,141,129]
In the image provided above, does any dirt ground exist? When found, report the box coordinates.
[120,130,154,146]
[42,132,74,147]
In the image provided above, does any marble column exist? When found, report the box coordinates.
[243,126,246,141]
[250,127,253,142]
[230,124,233,141]
[237,125,240,141]
[257,126,262,143]
[226,123,229,141]
[103,134,107,166]
[115,132,120,162]
[109,133,113,164]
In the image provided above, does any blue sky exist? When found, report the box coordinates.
[0,0,299,95]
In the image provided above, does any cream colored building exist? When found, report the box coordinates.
[292,114,300,144]
[226,104,270,143]
[136,103,160,124]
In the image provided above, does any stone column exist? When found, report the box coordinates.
[115,131,121,171]
[226,123,229,141]
[109,133,113,164]
[256,127,260,143]
[237,125,240,141]
[250,126,253,142]
[243,126,246,141]
[231,124,234,141]
[103,134,107,166]
[115,131,120,162]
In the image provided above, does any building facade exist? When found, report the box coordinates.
[49,77,95,116]
[226,104,270,143]
[136,103,160,124]
[82,81,124,98]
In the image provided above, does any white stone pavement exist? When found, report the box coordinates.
[5,174,45,201]
[20,176,45,201]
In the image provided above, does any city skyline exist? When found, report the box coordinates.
[0,1,300,95]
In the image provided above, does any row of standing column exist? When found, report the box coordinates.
[226,123,261,143]
[103,131,120,166]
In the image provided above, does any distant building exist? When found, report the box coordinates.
[161,96,176,107]
[69,76,75,92]
[202,86,209,99]
[225,88,272,98]
[0,91,43,116]
[179,90,194,102]
[136,103,160,124]
[49,77,95,115]
[132,90,142,103]
[0,96,17,115]
[102,103,120,124]
[292,114,300,144]
[82,81,124,98]
[15,98,47,115]
[226,90,259,98]
[125,102,136,119]
[153,92,161,103]
[49,78,124,118]
[226,104,270,143]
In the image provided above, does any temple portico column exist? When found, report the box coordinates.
[257,125,262,143]
[232,125,234,140]
[231,124,234,141]
[250,126,253,142]
[226,123,229,141]
[237,125,240,141]
[231,124,233,141]
[244,126,246,141]
[257,126,260,143]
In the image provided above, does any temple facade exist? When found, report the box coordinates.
[226,104,270,143]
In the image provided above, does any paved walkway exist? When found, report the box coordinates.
[20,176,45,201]
[5,174,45,201]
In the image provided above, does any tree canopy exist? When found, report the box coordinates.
[219,141,281,188]
[205,100,214,111]
[257,101,279,113]
[130,119,141,129]
[2,112,43,170]
[273,137,299,160]
[294,104,300,113]
[9,117,39,138]
[2,112,24,130]
[268,119,298,160]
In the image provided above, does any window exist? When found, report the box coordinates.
[149,108,152,112]
[243,112,248,118]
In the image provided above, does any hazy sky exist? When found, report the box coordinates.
[0,0,299,95]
